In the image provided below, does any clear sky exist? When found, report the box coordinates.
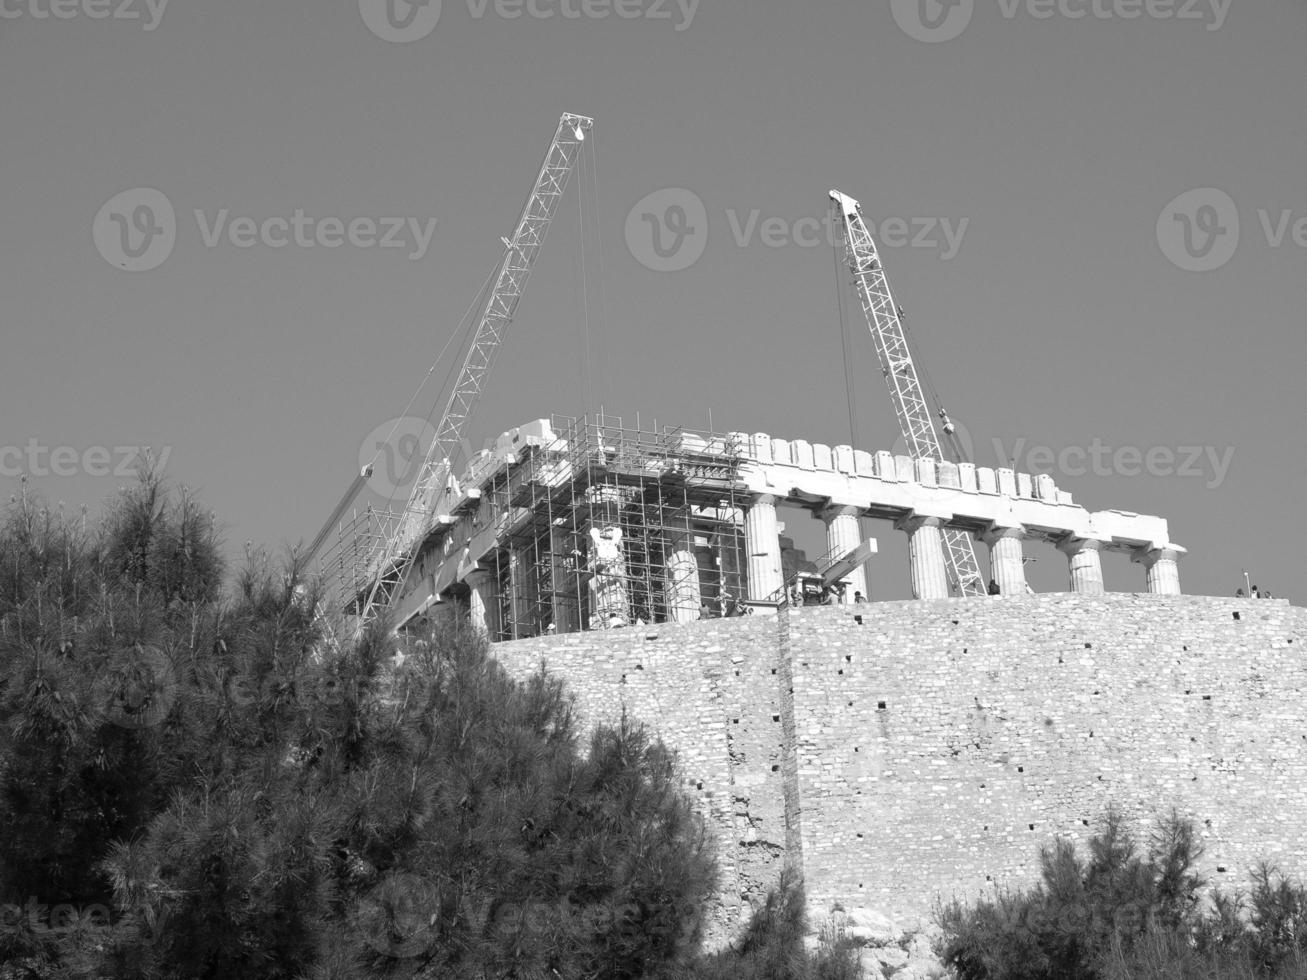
[1,0,1303,602]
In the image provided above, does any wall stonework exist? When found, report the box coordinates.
[488,594,1307,941]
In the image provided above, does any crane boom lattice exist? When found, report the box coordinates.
[830,189,986,597]
[355,112,594,627]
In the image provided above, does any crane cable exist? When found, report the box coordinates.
[576,139,594,417]
[588,133,613,417]
[305,257,502,566]
[899,309,967,464]
[832,218,859,450]
[379,257,502,508]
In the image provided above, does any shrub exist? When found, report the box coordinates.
[937,808,1307,980]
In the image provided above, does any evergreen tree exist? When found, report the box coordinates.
[1,474,723,979]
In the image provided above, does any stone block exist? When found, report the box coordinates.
[835,445,856,474]
[895,455,915,482]
[915,458,937,487]
[873,451,896,478]
[997,468,1017,496]
[1057,489,1075,506]
[874,947,909,970]
[937,460,961,488]
[813,443,834,471]
[750,432,773,464]
[517,418,554,443]
[1017,472,1034,498]
[792,440,816,471]
[977,467,998,494]
[1035,473,1057,501]
[845,907,903,945]
[959,461,977,493]
[854,450,876,476]
[772,438,791,466]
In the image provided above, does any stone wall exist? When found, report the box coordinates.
[488,594,1307,941]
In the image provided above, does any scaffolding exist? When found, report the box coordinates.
[315,412,753,639]
[476,412,750,640]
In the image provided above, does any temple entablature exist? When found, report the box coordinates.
[378,416,1186,636]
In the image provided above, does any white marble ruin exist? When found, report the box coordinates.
[389,419,1187,632]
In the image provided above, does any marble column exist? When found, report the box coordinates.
[1057,537,1107,595]
[549,526,578,634]
[1134,544,1186,595]
[745,494,784,601]
[588,525,630,628]
[982,525,1028,595]
[507,549,533,638]
[465,570,498,637]
[664,529,701,623]
[821,504,869,603]
[896,514,949,600]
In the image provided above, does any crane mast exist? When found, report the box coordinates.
[356,112,594,627]
[829,189,986,597]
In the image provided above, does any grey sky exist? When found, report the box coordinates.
[1,0,1303,601]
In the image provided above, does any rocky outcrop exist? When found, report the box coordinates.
[807,906,951,979]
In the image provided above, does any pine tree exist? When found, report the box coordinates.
[1,473,722,979]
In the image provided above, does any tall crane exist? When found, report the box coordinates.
[324,112,594,629]
[829,189,986,597]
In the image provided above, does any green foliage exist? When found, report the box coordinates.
[669,867,862,980]
[936,808,1307,980]
[0,476,721,979]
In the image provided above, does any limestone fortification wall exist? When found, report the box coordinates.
[488,594,1307,937]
